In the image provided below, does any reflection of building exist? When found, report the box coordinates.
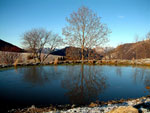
[61,65,107,105]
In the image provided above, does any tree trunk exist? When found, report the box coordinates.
[81,45,84,64]
[80,64,84,104]
[88,49,91,61]
[82,24,85,64]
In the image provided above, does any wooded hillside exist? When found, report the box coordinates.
[106,40,150,60]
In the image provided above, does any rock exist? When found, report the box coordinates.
[89,102,98,107]
[96,60,102,64]
[140,108,150,113]
[30,105,35,109]
[49,61,54,64]
[108,106,138,113]
[71,104,76,108]
[145,86,150,90]
[88,60,94,64]
[69,61,73,64]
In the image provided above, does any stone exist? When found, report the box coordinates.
[30,105,35,109]
[71,104,76,108]
[96,60,102,64]
[89,102,98,107]
[145,86,150,90]
[140,108,149,113]
[108,106,138,113]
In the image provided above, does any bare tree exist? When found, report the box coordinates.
[0,51,21,65]
[116,42,124,60]
[146,32,150,40]
[133,32,150,59]
[62,6,110,62]
[143,31,150,58]
[103,46,114,60]
[134,35,139,59]
[22,28,63,63]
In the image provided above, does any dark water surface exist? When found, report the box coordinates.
[0,65,150,111]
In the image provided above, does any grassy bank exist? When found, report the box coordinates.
[0,59,150,69]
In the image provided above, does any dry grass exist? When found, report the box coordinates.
[54,58,58,65]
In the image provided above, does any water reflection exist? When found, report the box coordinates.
[131,67,150,92]
[18,66,60,85]
[144,70,150,92]
[116,67,122,77]
[4,65,150,105]
[61,65,107,104]
[132,68,145,84]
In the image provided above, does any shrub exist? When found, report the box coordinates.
[54,58,58,65]
[27,54,35,60]
[0,51,21,65]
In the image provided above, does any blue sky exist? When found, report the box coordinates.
[0,0,150,48]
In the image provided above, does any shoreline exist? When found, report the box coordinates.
[9,96,150,113]
[0,59,150,69]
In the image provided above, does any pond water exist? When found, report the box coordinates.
[0,65,150,111]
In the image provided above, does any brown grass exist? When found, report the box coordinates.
[54,58,58,65]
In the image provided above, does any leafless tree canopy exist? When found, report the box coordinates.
[22,28,63,63]
[62,6,110,61]
[0,51,21,65]
[146,32,150,40]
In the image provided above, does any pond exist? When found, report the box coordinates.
[0,65,150,111]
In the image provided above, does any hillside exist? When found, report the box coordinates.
[106,40,150,60]
[0,39,25,52]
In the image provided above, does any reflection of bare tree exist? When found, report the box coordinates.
[144,76,150,88]
[132,68,139,84]
[132,67,147,84]
[19,66,60,85]
[61,65,107,105]
[116,67,122,77]
[132,67,150,92]
[144,70,150,92]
